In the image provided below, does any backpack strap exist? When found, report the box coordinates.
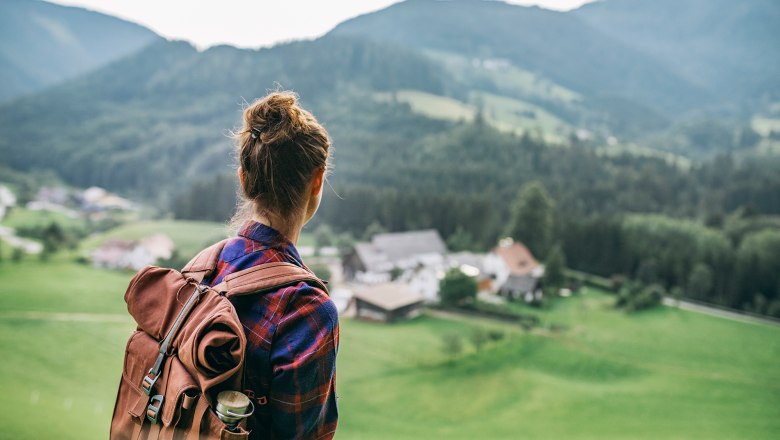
[214,261,329,298]
[181,238,230,283]
[182,238,328,295]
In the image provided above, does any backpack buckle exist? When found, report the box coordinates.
[141,370,158,396]
[146,394,164,424]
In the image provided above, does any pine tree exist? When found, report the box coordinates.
[505,181,555,259]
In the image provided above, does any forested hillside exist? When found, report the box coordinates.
[0,36,446,203]
[331,0,704,115]
[575,0,780,104]
[0,0,160,101]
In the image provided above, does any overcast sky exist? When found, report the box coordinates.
[48,0,595,49]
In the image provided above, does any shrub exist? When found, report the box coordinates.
[441,332,463,359]
[616,282,665,312]
[309,264,332,281]
[439,267,478,306]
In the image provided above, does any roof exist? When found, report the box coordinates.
[503,274,539,294]
[353,242,391,273]
[353,283,424,311]
[493,242,539,276]
[372,229,446,262]
[351,229,447,272]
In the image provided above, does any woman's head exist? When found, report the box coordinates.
[234,91,331,229]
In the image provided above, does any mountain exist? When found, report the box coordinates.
[0,0,160,101]
[1,0,778,226]
[0,36,448,201]
[329,0,707,115]
[575,0,780,106]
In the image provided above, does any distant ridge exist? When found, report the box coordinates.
[0,0,160,101]
[329,0,706,114]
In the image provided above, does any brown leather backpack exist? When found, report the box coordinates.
[110,239,327,440]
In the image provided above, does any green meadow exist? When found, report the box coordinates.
[0,255,778,439]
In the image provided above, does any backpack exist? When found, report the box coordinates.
[110,239,327,440]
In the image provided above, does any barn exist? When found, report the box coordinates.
[353,283,425,323]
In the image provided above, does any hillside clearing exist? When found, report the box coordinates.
[0,260,778,439]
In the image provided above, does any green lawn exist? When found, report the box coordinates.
[0,207,83,230]
[0,258,778,439]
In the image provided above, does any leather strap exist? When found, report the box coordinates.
[215,262,328,297]
[147,421,162,440]
[186,396,211,440]
[181,239,230,283]
[131,418,144,440]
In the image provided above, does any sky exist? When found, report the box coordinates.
[47,0,595,49]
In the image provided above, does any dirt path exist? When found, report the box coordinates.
[662,298,780,327]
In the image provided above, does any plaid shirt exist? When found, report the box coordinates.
[203,221,338,439]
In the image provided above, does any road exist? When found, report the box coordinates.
[662,297,780,327]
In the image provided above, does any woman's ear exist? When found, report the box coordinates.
[311,167,325,196]
[237,167,244,188]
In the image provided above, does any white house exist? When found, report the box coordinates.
[484,239,545,302]
[0,185,16,220]
[343,229,448,282]
[92,234,174,271]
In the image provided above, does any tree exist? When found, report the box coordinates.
[446,226,476,252]
[439,268,478,306]
[735,230,780,308]
[362,220,386,241]
[615,282,664,312]
[41,222,67,255]
[441,332,463,360]
[334,231,356,257]
[505,181,555,259]
[390,266,403,281]
[470,328,489,352]
[313,224,334,255]
[543,243,567,289]
[309,264,332,281]
[687,263,714,300]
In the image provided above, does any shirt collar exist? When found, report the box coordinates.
[237,220,304,265]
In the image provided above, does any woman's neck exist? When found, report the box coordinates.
[252,211,304,245]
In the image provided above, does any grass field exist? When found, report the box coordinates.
[0,257,778,439]
[375,89,570,142]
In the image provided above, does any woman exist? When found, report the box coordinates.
[202,91,338,439]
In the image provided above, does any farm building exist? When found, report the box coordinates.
[353,283,424,323]
[483,239,545,302]
[342,229,447,283]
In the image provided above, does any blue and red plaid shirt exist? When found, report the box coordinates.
[203,220,338,439]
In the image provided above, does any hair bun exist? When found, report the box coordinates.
[245,92,303,144]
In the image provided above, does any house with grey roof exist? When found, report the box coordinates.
[343,229,447,282]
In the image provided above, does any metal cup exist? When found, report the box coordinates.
[215,390,254,431]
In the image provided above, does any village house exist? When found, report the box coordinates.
[0,185,16,220]
[80,186,135,212]
[483,239,545,302]
[92,234,174,271]
[353,283,425,323]
[343,229,447,284]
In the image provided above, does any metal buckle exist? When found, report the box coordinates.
[141,370,158,396]
[146,394,164,424]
